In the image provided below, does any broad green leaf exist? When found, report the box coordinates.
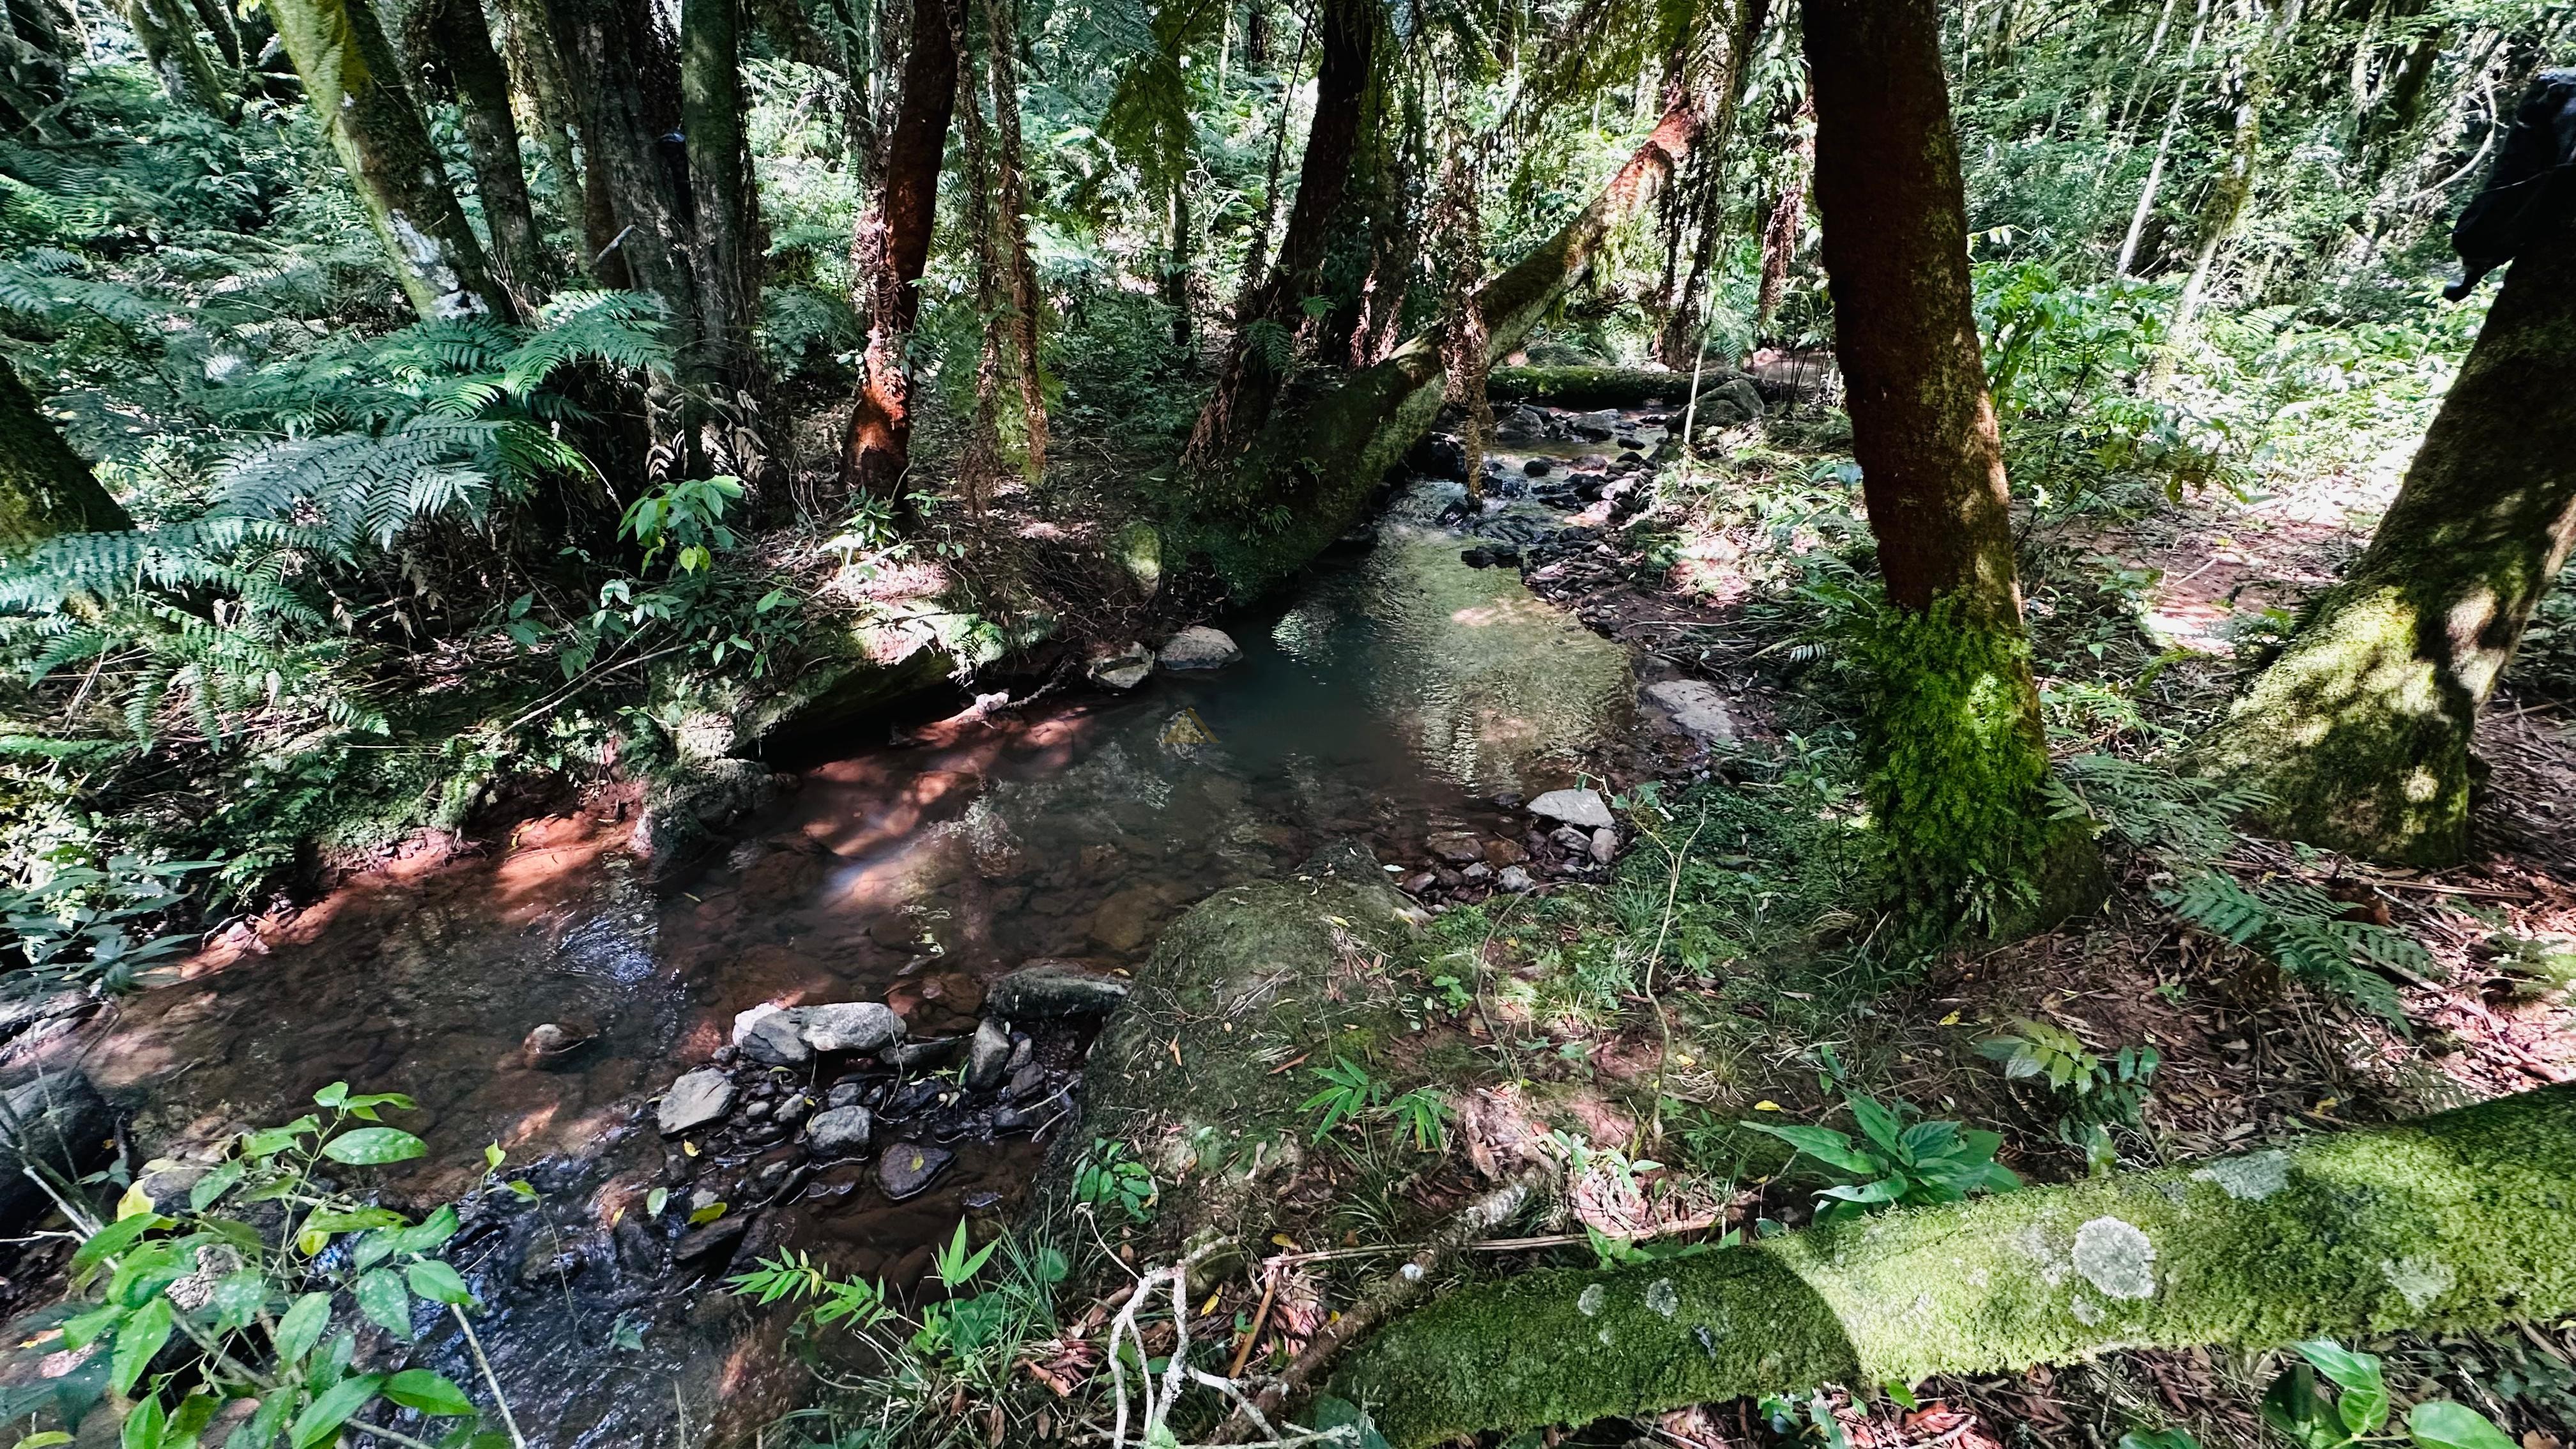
[339,1092,414,1122]
[687,1202,728,1226]
[302,1208,405,1235]
[2405,1402,2517,1449]
[231,1387,294,1449]
[117,1181,156,1220]
[1744,1122,1877,1174]
[288,1374,385,1449]
[1847,1095,1905,1154]
[72,1213,166,1278]
[109,1296,173,1396]
[406,1258,473,1306]
[243,1117,319,1158]
[120,1392,165,1449]
[354,1269,412,1336]
[312,1082,349,1108]
[272,1292,331,1367]
[17,1433,73,1447]
[62,1301,125,1351]
[387,1205,459,1255]
[384,1369,476,1417]
[210,1269,269,1329]
[319,1128,425,1165]
[189,1161,245,1212]
[645,1187,669,1220]
[2293,1340,2387,1436]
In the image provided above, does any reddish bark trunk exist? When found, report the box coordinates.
[839,0,958,500]
[1183,0,1375,464]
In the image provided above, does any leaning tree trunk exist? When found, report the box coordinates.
[2189,204,2576,864]
[420,0,551,303]
[119,0,235,118]
[1183,0,1376,465]
[264,0,514,321]
[0,360,132,553]
[1803,0,2094,922]
[838,0,956,502]
[1188,100,1705,596]
[1334,1085,2576,1448]
[2112,0,2211,279]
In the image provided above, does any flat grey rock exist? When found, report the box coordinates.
[1644,679,1739,744]
[1157,625,1242,670]
[986,962,1130,1018]
[963,1018,1011,1092]
[1529,787,1614,831]
[1088,644,1154,691]
[657,1068,736,1136]
[1498,865,1534,893]
[732,1004,811,1066]
[795,1002,905,1054]
[804,1105,873,1156]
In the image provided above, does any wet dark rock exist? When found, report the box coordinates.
[805,1105,873,1157]
[887,1078,946,1116]
[1158,625,1243,671]
[1399,871,1438,896]
[1426,832,1485,864]
[1406,432,1468,480]
[991,1104,1032,1133]
[825,1080,866,1109]
[882,1036,964,1071]
[740,1099,772,1122]
[963,1018,1012,1092]
[521,1022,594,1068]
[1004,1063,1048,1102]
[613,1218,663,1273]
[672,1213,750,1263]
[877,1143,954,1201]
[986,962,1130,1020]
[518,1236,588,1287]
[0,1071,114,1236]
[1460,545,1521,569]
[1522,457,1551,477]
[1568,410,1621,441]
[773,1094,812,1126]
[657,1068,735,1137]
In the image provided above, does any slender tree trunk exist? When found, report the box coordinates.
[950,0,1001,515]
[121,0,234,117]
[2191,178,2576,864]
[681,0,759,395]
[838,0,956,500]
[491,0,590,252]
[186,0,240,65]
[1183,0,1374,465]
[542,0,694,318]
[1167,180,1193,349]
[1754,92,1813,343]
[2167,0,2301,349]
[2115,0,2214,277]
[1802,0,2094,922]
[265,0,514,321]
[0,359,131,553]
[422,0,550,303]
[979,0,1046,474]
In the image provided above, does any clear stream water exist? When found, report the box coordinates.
[40,433,1654,1445]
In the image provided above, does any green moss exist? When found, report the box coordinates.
[1335,1085,2576,1447]
[1851,595,2098,930]
[1067,841,1420,1243]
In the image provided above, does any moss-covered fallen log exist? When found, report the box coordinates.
[1333,1085,2576,1447]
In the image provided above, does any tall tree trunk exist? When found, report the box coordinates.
[420,0,551,303]
[542,0,695,323]
[1803,0,2093,923]
[1167,179,1193,349]
[121,0,234,118]
[2191,175,2576,865]
[0,359,131,553]
[1655,0,1770,369]
[838,0,956,500]
[681,0,759,395]
[186,0,241,67]
[265,0,514,321]
[1753,92,1813,344]
[2115,0,2214,277]
[491,0,591,255]
[979,0,1045,475]
[1183,0,1374,465]
[2166,0,2301,348]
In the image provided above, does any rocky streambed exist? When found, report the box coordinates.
[0,392,1738,1446]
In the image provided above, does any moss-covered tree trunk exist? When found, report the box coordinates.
[1182,0,1376,464]
[0,359,132,553]
[1336,1085,2576,1448]
[1804,0,2091,923]
[680,0,758,395]
[264,0,514,321]
[1754,94,1812,342]
[120,0,236,117]
[2190,182,2576,864]
[420,0,551,303]
[838,0,954,501]
[540,0,696,319]
[1653,0,1768,369]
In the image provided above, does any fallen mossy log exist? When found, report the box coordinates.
[1482,365,1742,410]
[1332,1085,2576,1447]
[1190,105,1701,597]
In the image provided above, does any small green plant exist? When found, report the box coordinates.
[1978,1018,2160,1173]
[730,1249,898,1332]
[618,474,743,575]
[1744,1092,2018,1224]
[1301,1057,1386,1140]
[45,1082,516,1449]
[1384,1089,1452,1152]
[1071,1137,1157,1223]
[0,855,215,993]
[2262,1340,2518,1449]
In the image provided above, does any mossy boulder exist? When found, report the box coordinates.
[1333,1085,2576,1447]
[1066,841,1419,1247]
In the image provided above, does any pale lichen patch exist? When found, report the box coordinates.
[1577,1283,1606,1317]
[2191,1148,2292,1201]
[2071,1216,2157,1300]
[2383,1254,2456,1310]
[1645,1279,1680,1318]
[2070,1295,2101,1326]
